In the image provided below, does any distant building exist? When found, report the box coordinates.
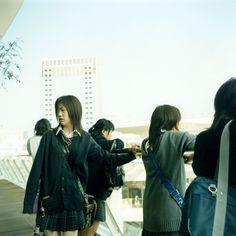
[41,57,100,130]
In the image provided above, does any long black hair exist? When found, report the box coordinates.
[88,118,114,137]
[149,104,181,148]
[211,77,236,131]
[34,118,51,135]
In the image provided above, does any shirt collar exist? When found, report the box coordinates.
[56,126,81,137]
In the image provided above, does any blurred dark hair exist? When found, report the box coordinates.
[88,118,115,137]
[55,95,83,133]
[211,77,236,130]
[149,104,181,148]
[34,118,51,135]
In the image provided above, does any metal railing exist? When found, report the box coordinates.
[0,155,32,188]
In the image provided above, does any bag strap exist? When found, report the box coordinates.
[147,147,184,208]
[212,120,232,236]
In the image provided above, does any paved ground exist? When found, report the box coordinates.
[0,179,36,236]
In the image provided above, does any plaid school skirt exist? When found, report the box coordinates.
[38,210,85,232]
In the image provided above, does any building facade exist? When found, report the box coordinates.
[41,57,100,130]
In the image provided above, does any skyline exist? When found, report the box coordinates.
[1,0,236,131]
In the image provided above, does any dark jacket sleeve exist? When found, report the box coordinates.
[88,135,135,166]
[94,135,124,152]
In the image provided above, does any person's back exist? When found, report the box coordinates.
[27,136,42,160]
[142,131,195,232]
[141,105,195,236]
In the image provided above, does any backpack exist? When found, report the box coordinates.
[104,165,125,190]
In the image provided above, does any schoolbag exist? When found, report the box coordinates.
[104,165,125,190]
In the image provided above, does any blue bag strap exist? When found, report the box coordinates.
[147,147,184,208]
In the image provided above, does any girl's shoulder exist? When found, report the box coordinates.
[164,130,192,138]
[164,130,196,143]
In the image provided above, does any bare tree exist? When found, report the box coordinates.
[0,39,22,88]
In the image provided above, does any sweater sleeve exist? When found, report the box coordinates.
[174,131,196,155]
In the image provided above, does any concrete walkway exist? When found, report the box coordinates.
[0,179,35,236]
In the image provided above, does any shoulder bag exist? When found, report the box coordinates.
[180,120,236,236]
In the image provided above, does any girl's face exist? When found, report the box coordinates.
[57,103,72,128]
[102,129,113,140]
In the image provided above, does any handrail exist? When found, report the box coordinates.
[0,155,32,189]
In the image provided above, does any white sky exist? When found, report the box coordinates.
[1,0,236,131]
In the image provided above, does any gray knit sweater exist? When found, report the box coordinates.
[141,131,195,233]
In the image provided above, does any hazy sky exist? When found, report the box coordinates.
[1,0,236,130]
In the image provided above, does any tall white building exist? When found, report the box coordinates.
[41,57,100,130]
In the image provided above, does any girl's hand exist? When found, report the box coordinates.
[183,151,194,163]
[131,144,141,157]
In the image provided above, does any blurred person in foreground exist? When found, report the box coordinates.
[180,77,236,234]
[141,104,195,236]
[192,78,236,185]
[23,95,140,236]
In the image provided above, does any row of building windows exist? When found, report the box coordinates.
[43,70,94,77]
[42,58,96,66]
[43,68,94,73]
[85,81,92,84]
[85,117,94,120]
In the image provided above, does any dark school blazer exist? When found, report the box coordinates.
[23,129,136,214]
